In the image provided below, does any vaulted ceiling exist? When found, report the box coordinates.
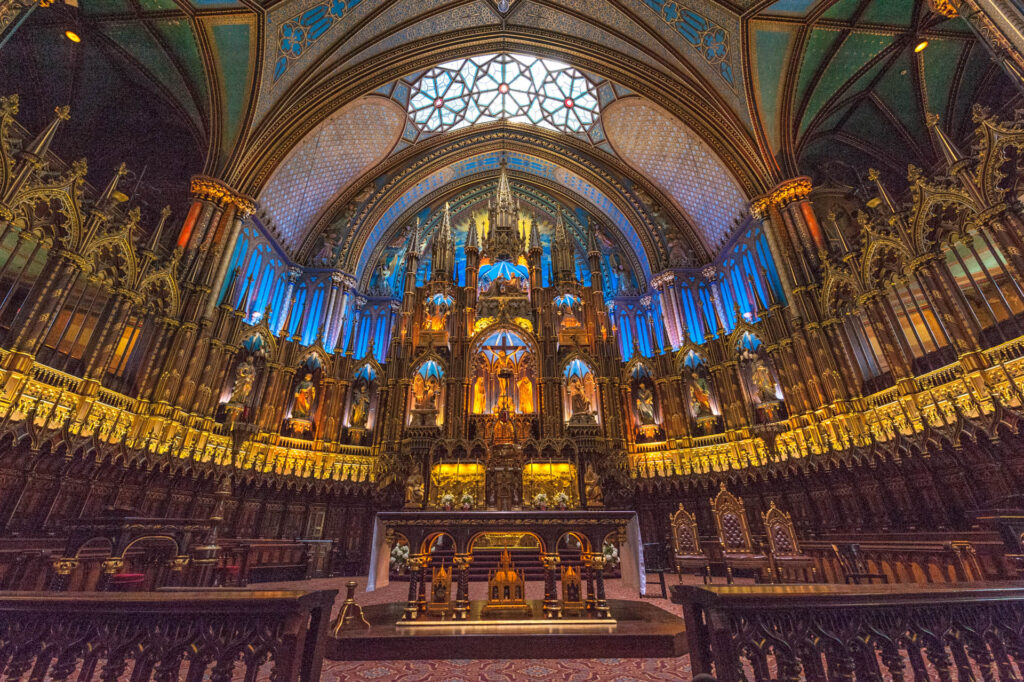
[1,0,1017,268]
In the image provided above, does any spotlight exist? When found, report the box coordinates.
[914,40,929,52]
[866,197,882,209]
[64,30,81,42]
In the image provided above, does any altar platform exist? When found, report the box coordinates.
[327,597,685,660]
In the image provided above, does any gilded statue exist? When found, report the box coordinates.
[229,355,255,405]
[750,359,776,402]
[584,465,604,507]
[568,375,591,415]
[635,383,655,425]
[350,383,369,428]
[472,376,486,414]
[405,472,425,507]
[292,373,316,420]
[517,377,534,413]
[423,294,452,332]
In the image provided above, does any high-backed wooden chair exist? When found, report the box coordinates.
[669,503,711,583]
[762,502,815,583]
[710,483,770,584]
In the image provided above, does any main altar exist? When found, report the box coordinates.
[367,509,644,621]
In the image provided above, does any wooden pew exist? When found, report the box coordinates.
[673,582,1024,682]
[0,589,337,681]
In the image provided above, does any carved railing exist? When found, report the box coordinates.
[673,583,1024,682]
[0,589,337,681]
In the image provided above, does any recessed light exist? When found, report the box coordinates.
[915,40,929,52]
[866,197,882,208]
[65,30,81,43]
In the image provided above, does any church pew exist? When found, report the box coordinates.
[673,582,1024,682]
[0,588,337,682]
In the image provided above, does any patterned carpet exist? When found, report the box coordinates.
[315,656,691,680]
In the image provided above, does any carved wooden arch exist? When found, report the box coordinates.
[84,234,137,288]
[138,268,181,318]
[726,318,764,358]
[235,325,279,362]
[469,320,540,360]
[7,177,86,250]
[559,348,598,377]
[350,355,384,382]
[906,177,978,251]
[622,355,656,382]
[410,349,449,377]
[297,343,332,375]
[819,264,862,318]
[860,234,911,291]
[675,342,708,372]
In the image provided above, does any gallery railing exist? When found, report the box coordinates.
[0,588,337,682]
[673,583,1024,682]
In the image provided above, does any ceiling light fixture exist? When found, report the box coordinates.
[915,40,929,52]
[64,30,81,42]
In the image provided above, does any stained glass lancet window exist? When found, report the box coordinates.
[408,53,600,137]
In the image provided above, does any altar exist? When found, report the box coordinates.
[366,510,645,621]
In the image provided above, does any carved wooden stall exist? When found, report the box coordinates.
[0,589,337,681]
[673,583,1024,682]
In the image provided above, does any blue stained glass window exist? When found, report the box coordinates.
[408,53,600,137]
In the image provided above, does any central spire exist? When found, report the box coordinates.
[494,156,516,215]
[483,156,526,262]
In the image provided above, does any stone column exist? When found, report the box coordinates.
[276,268,301,334]
[322,272,342,344]
[541,552,561,619]
[453,553,472,620]
[652,274,680,349]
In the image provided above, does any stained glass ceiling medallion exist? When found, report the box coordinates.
[407,53,601,139]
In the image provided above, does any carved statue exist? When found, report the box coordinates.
[584,465,604,507]
[350,383,369,428]
[292,373,316,420]
[751,359,777,403]
[405,472,425,507]
[493,408,515,444]
[413,374,440,411]
[635,383,656,425]
[690,373,712,418]
[569,375,591,415]
[229,355,256,405]
[423,294,452,332]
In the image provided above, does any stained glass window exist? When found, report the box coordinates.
[408,53,600,138]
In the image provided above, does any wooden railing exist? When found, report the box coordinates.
[673,583,1024,682]
[801,532,1016,584]
[0,537,334,591]
[0,589,337,681]
[216,539,333,586]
